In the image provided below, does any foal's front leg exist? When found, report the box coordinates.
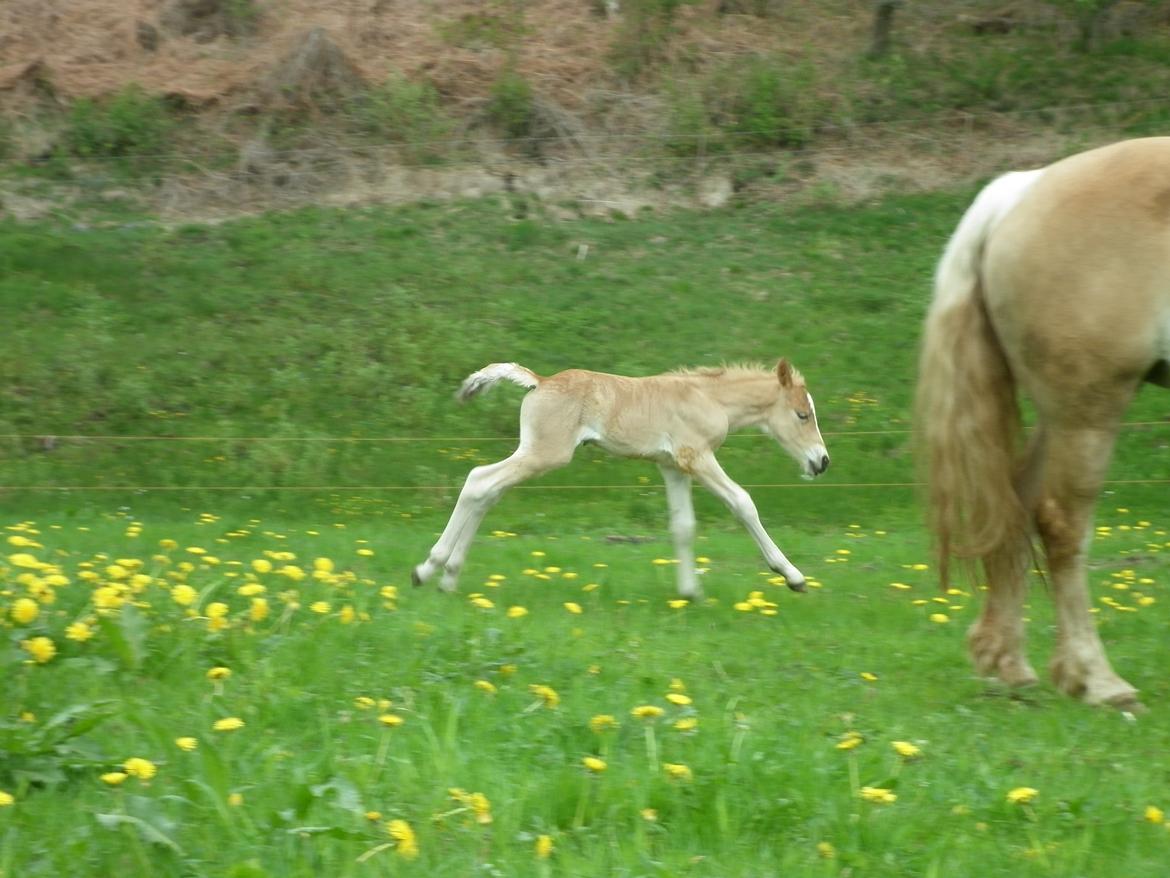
[659,464,701,598]
[689,452,806,591]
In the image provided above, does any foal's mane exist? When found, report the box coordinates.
[670,362,803,384]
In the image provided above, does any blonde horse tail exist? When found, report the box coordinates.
[457,362,541,402]
[915,170,1043,588]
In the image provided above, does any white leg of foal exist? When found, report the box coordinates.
[690,453,806,591]
[413,456,530,592]
[659,464,701,599]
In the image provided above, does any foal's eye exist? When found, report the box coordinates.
[796,411,810,422]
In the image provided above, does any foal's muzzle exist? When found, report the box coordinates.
[805,452,829,478]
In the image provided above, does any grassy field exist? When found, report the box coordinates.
[3,188,1170,876]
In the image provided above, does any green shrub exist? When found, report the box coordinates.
[63,85,173,160]
[487,67,535,140]
[667,57,821,155]
[609,0,696,81]
[357,75,451,161]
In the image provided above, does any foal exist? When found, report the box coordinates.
[412,359,830,597]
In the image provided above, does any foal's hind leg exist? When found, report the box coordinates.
[413,442,575,592]
[1035,423,1139,708]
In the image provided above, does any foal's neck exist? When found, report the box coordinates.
[692,371,780,431]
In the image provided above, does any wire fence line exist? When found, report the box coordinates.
[3,421,1170,445]
[6,478,1170,493]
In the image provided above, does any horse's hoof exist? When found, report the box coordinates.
[1105,693,1146,715]
[787,578,806,593]
[411,567,424,587]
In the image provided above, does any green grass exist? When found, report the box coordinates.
[3,189,1170,875]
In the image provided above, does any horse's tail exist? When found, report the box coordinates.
[457,363,541,402]
[915,170,1043,588]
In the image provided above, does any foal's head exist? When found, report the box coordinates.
[765,359,830,479]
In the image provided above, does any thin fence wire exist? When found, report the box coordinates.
[2,421,1169,444]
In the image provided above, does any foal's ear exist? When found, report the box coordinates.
[776,358,794,387]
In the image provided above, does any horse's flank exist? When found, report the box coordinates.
[915,136,1170,708]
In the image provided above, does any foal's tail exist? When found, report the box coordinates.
[457,363,541,402]
[915,170,1042,588]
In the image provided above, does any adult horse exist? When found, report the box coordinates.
[916,137,1170,709]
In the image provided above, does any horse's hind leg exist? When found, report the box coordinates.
[1035,423,1139,708]
[968,542,1039,687]
[967,433,1042,688]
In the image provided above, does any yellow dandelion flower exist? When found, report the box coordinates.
[123,757,157,780]
[354,696,376,710]
[673,717,698,732]
[470,597,494,610]
[860,672,878,682]
[563,601,583,614]
[860,786,897,804]
[836,731,863,750]
[528,684,560,708]
[206,666,231,681]
[171,584,197,606]
[667,599,689,608]
[0,791,13,807]
[310,601,331,615]
[589,714,618,733]
[1145,805,1165,824]
[663,762,693,782]
[631,705,664,720]
[11,598,39,625]
[213,717,245,732]
[65,621,94,642]
[249,597,269,622]
[535,834,554,859]
[583,756,607,773]
[379,714,404,728]
[929,613,949,624]
[21,636,56,664]
[101,772,128,786]
[474,680,497,695]
[817,841,836,859]
[665,692,692,706]
[175,737,198,752]
[469,792,492,824]
[892,741,922,759]
[387,819,418,859]
[506,606,528,619]
[641,808,658,822]
[365,810,383,822]
[227,792,244,807]
[1007,787,1038,805]
[206,601,229,619]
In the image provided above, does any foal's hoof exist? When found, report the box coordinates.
[786,577,807,593]
[411,566,424,587]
